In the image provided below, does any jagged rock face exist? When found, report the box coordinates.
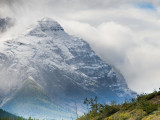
[0,17,15,33]
[0,18,136,119]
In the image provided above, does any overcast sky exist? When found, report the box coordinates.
[1,0,160,93]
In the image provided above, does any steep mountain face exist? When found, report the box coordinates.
[0,18,136,119]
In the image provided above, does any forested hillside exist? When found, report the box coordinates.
[78,90,160,120]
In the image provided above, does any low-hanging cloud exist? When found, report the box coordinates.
[60,6,160,93]
[1,0,160,93]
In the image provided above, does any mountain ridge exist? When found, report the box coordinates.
[0,17,136,119]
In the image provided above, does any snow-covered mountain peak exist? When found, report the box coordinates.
[0,17,137,119]
[38,17,64,31]
[27,18,64,37]
[39,17,57,23]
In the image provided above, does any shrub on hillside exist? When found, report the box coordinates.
[100,105,120,117]
[137,99,158,114]
[121,102,136,111]
[137,90,160,101]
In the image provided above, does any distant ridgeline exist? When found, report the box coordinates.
[0,108,44,120]
[0,108,25,120]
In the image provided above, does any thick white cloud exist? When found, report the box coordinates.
[1,0,160,93]
[59,6,160,93]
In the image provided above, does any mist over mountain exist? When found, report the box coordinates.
[0,17,15,33]
[0,18,136,120]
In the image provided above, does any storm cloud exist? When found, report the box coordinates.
[1,0,160,93]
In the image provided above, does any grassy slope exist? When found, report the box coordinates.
[78,91,160,120]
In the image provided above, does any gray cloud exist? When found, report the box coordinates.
[0,0,22,5]
[0,0,160,93]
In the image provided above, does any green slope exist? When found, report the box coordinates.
[77,90,160,120]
